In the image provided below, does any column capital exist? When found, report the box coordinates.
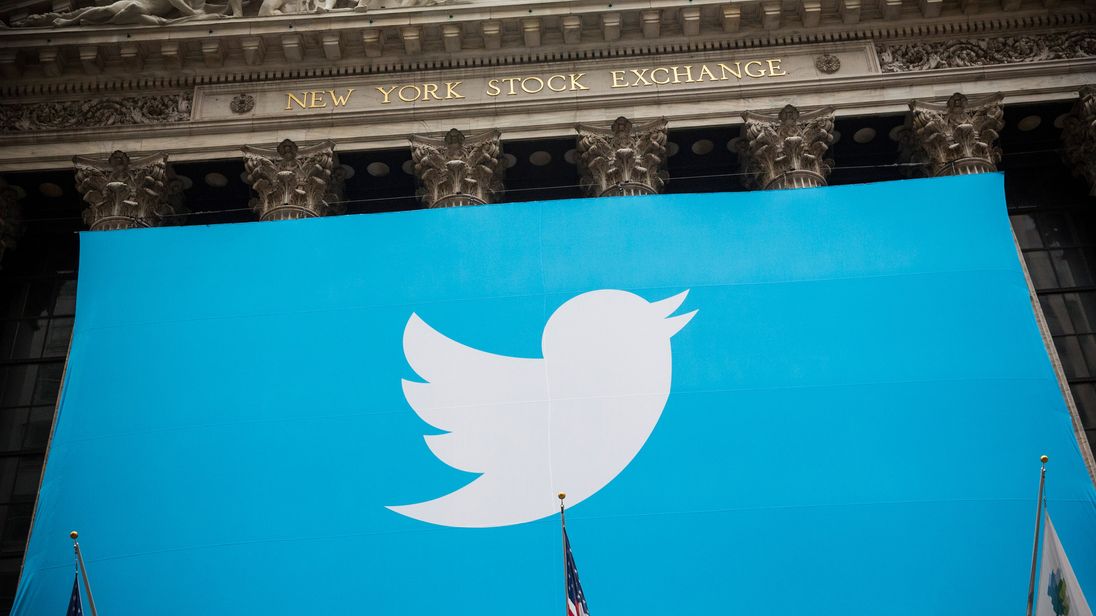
[906,92,1004,176]
[0,177,23,267]
[739,104,836,189]
[74,150,186,231]
[1062,85,1096,197]
[242,139,343,221]
[576,116,669,197]
[410,128,504,208]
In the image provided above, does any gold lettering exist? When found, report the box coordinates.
[718,62,742,80]
[744,60,765,78]
[307,91,327,108]
[500,77,520,95]
[671,65,696,84]
[376,85,397,104]
[521,76,544,94]
[630,68,652,86]
[285,92,308,110]
[569,73,589,90]
[650,67,671,85]
[547,74,568,92]
[610,70,628,88]
[445,81,465,99]
[422,83,442,101]
[328,88,354,107]
[398,84,421,102]
[486,79,501,96]
[767,58,787,76]
[697,64,717,82]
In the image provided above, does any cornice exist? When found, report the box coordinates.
[0,0,1092,97]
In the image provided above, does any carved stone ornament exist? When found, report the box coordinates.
[877,31,1096,73]
[576,116,669,197]
[1062,85,1096,197]
[0,94,192,133]
[815,54,841,74]
[230,94,256,114]
[0,178,24,267]
[410,128,504,208]
[12,0,241,27]
[74,150,187,231]
[738,105,836,190]
[905,92,1004,177]
[241,139,344,221]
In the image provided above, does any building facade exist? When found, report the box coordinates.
[0,0,1095,610]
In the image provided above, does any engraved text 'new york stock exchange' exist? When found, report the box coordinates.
[283,59,788,111]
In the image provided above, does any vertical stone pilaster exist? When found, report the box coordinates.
[905,92,1004,176]
[0,178,23,267]
[1062,85,1096,197]
[242,139,343,222]
[410,128,504,208]
[74,150,186,231]
[738,104,836,189]
[576,116,668,197]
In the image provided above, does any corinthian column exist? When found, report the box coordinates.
[74,150,187,231]
[905,92,1004,176]
[241,139,344,221]
[0,178,23,267]
[410,128,504,208]
[1062,85,1096,197]
[738,104,836,189]
[576,117,668,197]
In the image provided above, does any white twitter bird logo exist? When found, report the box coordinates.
[388,289,696,528]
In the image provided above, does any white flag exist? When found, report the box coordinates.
[1036,513,1093,616]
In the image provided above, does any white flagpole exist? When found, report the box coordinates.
[70,531,100,616]
[1025,455,1049,616]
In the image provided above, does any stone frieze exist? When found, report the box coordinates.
[0,93,192,132]
[877,31,1096,73]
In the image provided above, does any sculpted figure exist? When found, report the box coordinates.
[13,0,237,27]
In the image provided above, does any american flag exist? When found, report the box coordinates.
[564,528,590,616]
[66,574,83,616]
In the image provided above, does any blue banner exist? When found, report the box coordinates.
[14,174,1096,614]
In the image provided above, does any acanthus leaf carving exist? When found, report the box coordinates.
[0,93,192,133]
[738,104,835,190]
[410,128,504,208]
[877,31,1096,73]
[242,139,343,221]
[576,116,668,197]
[904,92,1003,176]
[74,150,187,231]
[1062,85,1096,197]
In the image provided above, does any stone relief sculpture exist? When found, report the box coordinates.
[9,0,458,25]
[13,0,240,27]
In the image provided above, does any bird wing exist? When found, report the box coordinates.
[401,313,548,474]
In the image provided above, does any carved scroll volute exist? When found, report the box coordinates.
[738,104,836,190]
[906,92,1004,177]
[1062,85,1096,197]
[74,150,183,231]
[241,139,342,221]
[576,116,669,197]
[0,178,23,267]
[410,128,504,208]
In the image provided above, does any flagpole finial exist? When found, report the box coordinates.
[1040,455,1049,464]
[558,492,566,501]
[70,531,78,540]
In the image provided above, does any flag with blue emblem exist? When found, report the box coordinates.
[1037,513,1092,616]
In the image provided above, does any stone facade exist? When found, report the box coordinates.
[74,150,187,230]
[905,92,1005,177]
